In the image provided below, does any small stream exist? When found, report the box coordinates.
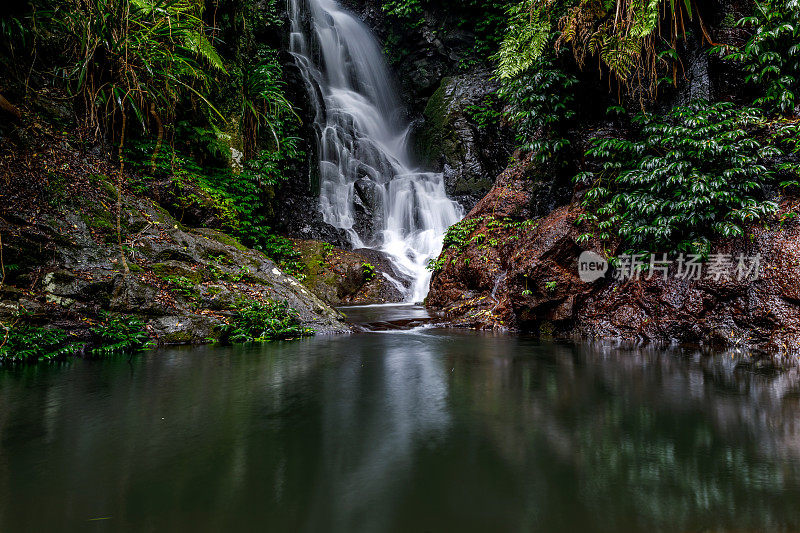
[1,306,800,531]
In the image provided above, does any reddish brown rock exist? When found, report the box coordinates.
[427,162,800,366]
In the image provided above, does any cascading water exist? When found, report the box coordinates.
[288,0,463,302]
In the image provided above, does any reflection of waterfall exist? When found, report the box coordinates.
[288,0,463,302]
[309,336,450,531]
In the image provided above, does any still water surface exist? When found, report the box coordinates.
[1,306,800,532]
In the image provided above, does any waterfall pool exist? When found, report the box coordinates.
[1,306,800,531]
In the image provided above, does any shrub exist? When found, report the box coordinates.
[720,0,800,115]
[0,323,78,363]
[576,101,792,253]
[498,56,577,164]
[217,300,313,344]
[428,217,483,272]
[90,313,153,354]
[361,262,376,281]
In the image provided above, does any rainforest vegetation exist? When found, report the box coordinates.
[1,0,799,361]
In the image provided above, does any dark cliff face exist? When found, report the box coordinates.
[336,0,483,113]
[413,70,513,204]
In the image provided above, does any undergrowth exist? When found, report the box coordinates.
[575,101,798,254]
[217,300,313,344]
[0,313,152,364]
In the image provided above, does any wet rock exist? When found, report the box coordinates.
[109,276,169,316]
[415,70,511,199]
[151,261,205,284]
[292,239,408,305]
[354,177,378,210]
[427,158,800,365]
[338,0,484,113]
[42,269,115,308]
[275,193,351,248]
[1,191,351,344]
[199,284,239,311]
[352,188,378,245]
[148,315,219,345]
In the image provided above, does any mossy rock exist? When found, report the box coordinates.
[152,261,204,284]
[417,80,450,164]
[194,228,248,252]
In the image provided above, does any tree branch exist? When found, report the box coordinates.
[0,92,21,120]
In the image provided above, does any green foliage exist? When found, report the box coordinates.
[442,217,482,249]
[495,0,554,79]
[0,313,151,363]
[464,94,503,129]
[382,0,425,21]
[44,0,225,136]
[257,235,306,281]
[498,56,577,163]
[361,262,376,281]
[428,215,535,272]
[217,300,313,344]
[124,131,305,277]
[90,313,153,354]
[161,275,200,299]
[0,323,78,363]
[576,101,791,253]
[428,217,482,271]
[240,50,301,157]
[381,0,513,67]
[0,13,31,74]
[497,0,693,95]
[720,0,800,115]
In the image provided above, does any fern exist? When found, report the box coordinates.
[495,0,555,79]
[499,0,695,97]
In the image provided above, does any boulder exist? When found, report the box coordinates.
[415,70,511,200]
[292,240,409,305]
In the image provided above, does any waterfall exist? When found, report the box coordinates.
[288,0,464,302]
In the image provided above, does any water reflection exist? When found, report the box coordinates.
[0,333,799,531]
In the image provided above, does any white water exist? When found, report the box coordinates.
[288,0,463,302]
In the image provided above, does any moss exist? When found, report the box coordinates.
[79,198,130,244]
[200,230,248,252]
[417,80,449,162]
[539,321,555,337]
[81,210,114,233]
[152,262,204,284]
[424,81,448,126]
[159,329,197,344]
[114,263,143,273]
